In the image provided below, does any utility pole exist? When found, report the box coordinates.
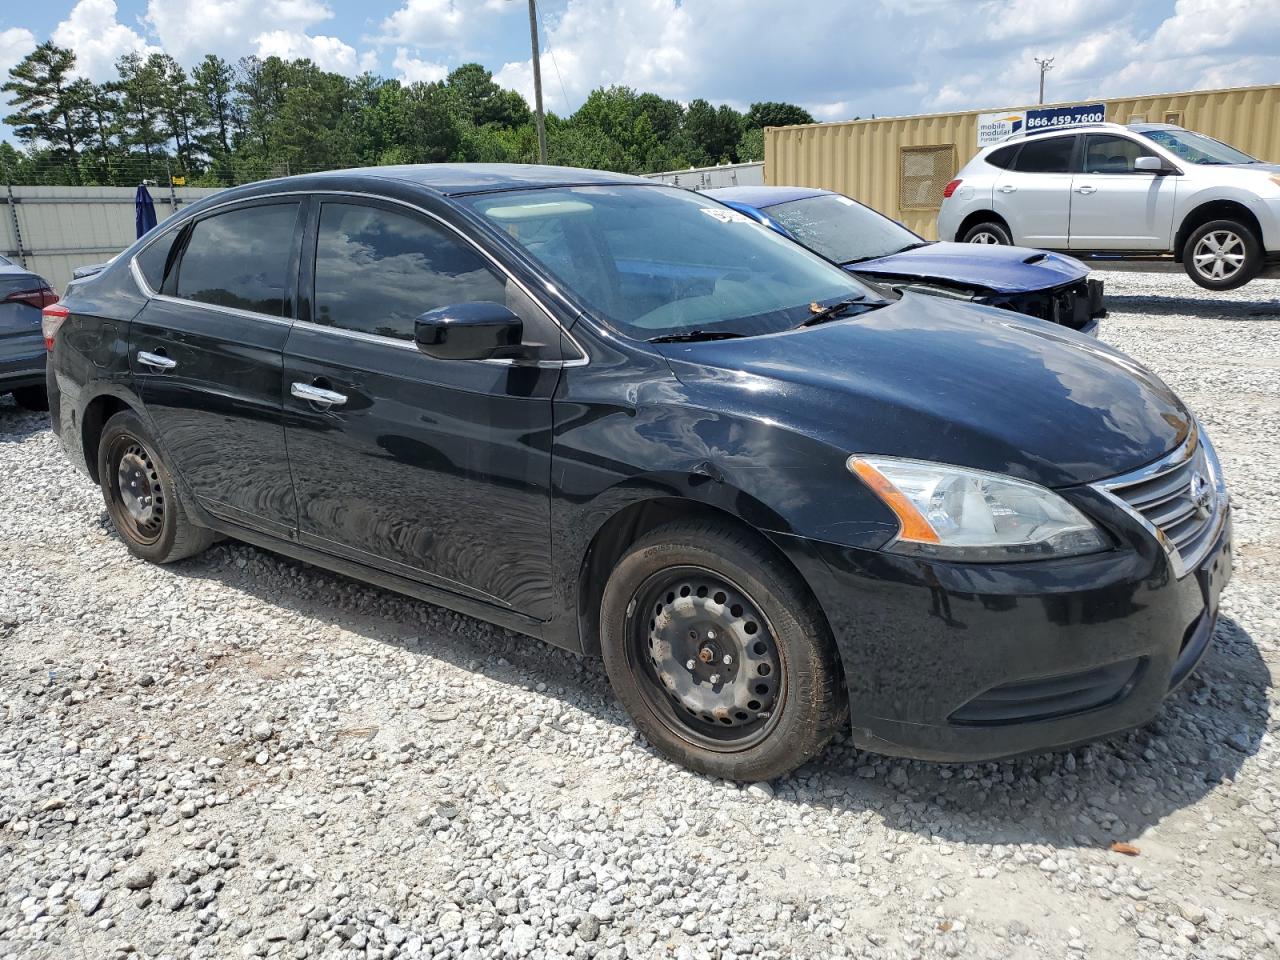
[1034,56,1055,105]
[527,0,547,164]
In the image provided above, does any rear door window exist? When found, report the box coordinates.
[172,202,301,316]
[986,144,1019,169]
[135,226,181,291]
[1012,135,1077,173]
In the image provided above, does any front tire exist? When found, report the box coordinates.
[98,410,214,563]
[962,220,1012,245]
[1182,219,1262,290]
[600,520,846,781]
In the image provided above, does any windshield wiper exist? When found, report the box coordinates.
[647,329,747,344]
[893,241,934,254]
[797,297,865,328]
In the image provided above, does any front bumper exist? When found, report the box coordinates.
[776,506,1231,762]
[979,276,1106,333]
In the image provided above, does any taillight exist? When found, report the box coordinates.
[41,302,69,351]
[4,286,59,309]
[942,178,962,199]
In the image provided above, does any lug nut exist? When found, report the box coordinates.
[722,654,733,665]
[707,629,717,639]
[686,659,696,670]
[709,673,720,684]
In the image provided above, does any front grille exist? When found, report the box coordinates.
[950,658,1142,725]
[1094,426,1226,579]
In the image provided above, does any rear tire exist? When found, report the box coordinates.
[962,220,1012,245]
[97,410,214,564]
[11,386,48,411]
[1182,219,1262,290]
[599,520,846,782]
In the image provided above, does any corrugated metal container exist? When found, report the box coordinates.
[766,83,1280,239]
[1,185,223,292]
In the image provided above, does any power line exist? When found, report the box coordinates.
[535,2,573,117]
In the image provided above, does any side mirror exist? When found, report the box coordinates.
[1134,156,1168,173]
[414,301,523,361]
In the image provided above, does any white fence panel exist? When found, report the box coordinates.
[642,161,764,190]
[2,185,224,292]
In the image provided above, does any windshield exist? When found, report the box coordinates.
[763,193,924,264]
[1139,128,1257,165]
[463,185,874,340]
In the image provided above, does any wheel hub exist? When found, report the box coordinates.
[645,580,780,729]
[1193,230,1245,281]
[113,442,164,538]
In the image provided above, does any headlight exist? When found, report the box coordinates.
[849,456,1108,562]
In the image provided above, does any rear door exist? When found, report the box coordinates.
[129,198,303,537]
[1069,133,1178,250]
[993,134,1078,248]
[282,196,564,618]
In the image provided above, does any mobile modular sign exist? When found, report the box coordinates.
[977,103,1106,147]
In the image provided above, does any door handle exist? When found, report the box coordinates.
[1075,185,1097,195]
[137,350,177,371]
[997,185,1017,193]
[291,381,348,408]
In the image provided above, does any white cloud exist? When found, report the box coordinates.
[379,0,468,46]
[377,0,512,46]
[392,47,447,84]
[52,0,156,80]
[145,0,334,64]
[0,27,37,76]
[254,30,360,74]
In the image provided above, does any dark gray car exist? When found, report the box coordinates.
[0,255,57,410]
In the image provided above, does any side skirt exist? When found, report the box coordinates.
[198,514,564,650]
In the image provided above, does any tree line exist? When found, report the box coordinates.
[1,41,816,186]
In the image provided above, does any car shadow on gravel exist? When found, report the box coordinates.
[162,538,1270,853]
[0,399,49,442]
[1108,295,1280,321]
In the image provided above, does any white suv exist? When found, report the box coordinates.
[937,122,1280,290]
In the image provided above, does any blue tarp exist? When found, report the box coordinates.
[135,184,158,239]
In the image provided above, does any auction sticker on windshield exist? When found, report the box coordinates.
[701,207,753,224]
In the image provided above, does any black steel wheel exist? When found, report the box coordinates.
[630,566,785,750]
[98,410,214,563]
[105,434,166,546]
[600,520,846,781]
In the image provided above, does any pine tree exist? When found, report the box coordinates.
[2,42,90,161]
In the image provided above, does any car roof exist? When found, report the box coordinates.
[285,163,652,197]
[704,185,833,208]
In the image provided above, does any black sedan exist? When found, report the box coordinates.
[46,165,1230,780]
[707,185,1106,333]
[1,255,58,410]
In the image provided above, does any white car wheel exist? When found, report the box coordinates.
[1182,219,1262,291]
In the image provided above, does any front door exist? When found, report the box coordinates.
[993,133,1078,248]
[130,199,302,536]
[1069,133,1179,251]
[283,197,564,619]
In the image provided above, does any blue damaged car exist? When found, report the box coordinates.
[707,185,1106,333]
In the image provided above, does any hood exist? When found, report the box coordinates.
[850,241,1089,294]
[656,293,1188,489]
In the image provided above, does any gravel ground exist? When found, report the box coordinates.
[1,269,1277,960]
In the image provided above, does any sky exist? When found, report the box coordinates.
[2,0,1278,143]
